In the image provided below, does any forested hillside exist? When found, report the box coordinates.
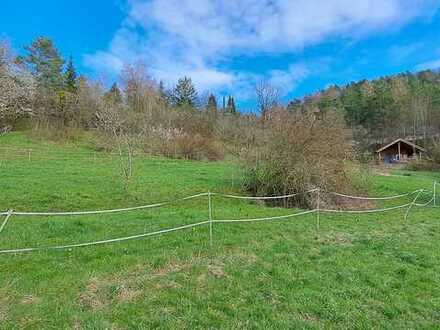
[288,70,440,149]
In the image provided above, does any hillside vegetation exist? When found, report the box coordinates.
[288,70,440,149]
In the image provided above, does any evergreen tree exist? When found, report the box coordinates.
[206,94,218,113]
[104,83,123,104]
[171,76,198,108]
[20,36,64,91]
[225,95,237,114]
[64,56,78,92]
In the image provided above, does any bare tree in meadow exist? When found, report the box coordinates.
[95,105,135,191]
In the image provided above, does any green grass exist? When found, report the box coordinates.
[1,132,440,329]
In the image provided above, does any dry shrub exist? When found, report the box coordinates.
[27,118,85,144]
[406,159,440,171]
[143,128,223,161]
[174,133,224,161]
[136,107,224,161]
[242,108,356,208]
[406,142,440,171]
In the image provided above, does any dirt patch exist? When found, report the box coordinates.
[0,297,8,322]
[208,263,226,278]
[77,277,108,311]
[153,280,181,290]
[196,273,207,287]
[78,274,144,309]
[21,295,41,305]
[115,283,141,303]
[320,233,353,246]
[152,260,188,277]
[299,312,320,322]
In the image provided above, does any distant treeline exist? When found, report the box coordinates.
[287,70,440,149]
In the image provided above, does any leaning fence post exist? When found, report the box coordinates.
[208,191,213,247]
[316,188,320,238]
[0,210,13,235]
[404,190,422,222]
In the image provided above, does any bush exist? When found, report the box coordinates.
[174,133,224,161]
[406,159,440,171]
[242,109,358,208]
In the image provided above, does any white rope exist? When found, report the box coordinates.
[421,190,433,195]
[0,220,210,254]
[414,196,434,207]
[328,190,418,200]
[2,188,431,217]
[321,203,411,214]
[10,193,209,217]
[215,189,318,200]
[0,210,13,234]
[213,209,317,223]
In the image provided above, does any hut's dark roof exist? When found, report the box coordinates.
[376,138,426,153]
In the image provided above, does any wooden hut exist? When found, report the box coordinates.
[376,138,425,164]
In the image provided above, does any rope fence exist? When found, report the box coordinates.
[0,182,438,255]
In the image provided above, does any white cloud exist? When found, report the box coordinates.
[415,59,440,71]
[84,51,124,74]
[268,64,310,96]
[84,0,439,98]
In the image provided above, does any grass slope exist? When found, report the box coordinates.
[1,132,440,329]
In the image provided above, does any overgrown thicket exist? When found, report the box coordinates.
[243,109,353,208]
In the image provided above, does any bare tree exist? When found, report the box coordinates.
[255,80,280,120]
[95,106,135,191]
[120,62,161,117]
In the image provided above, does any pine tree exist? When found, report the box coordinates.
[104,83,123,104]
[225,95,237,114]
[20,36,64,91]
[206,94,217,113]
[64,56,78,92]
[171,76,198,108]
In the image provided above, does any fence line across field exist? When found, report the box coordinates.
[0,185,436,254]
[7,193,209,217]
[0,188,424,217]
[0,220,211,254]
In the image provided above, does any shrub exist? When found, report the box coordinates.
[406,159,440,171]
[174,133,224,161]
[242,109,357,208]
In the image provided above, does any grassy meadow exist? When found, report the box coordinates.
[1,132,440,329]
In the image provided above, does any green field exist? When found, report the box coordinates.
[1,132,440,329]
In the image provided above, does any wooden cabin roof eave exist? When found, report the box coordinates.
[375,138,426,153]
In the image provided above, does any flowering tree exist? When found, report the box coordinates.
[0,42,35,130]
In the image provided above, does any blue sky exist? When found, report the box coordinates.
[2,0,440,110]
